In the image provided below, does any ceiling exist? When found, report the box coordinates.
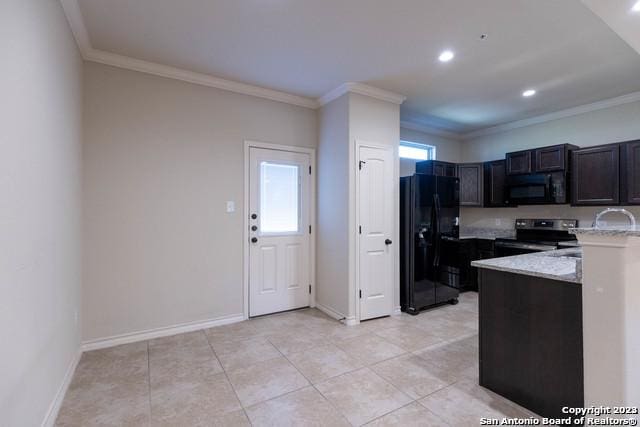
[75,0,640,134]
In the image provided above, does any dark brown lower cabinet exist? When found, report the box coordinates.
[479,269,583,419]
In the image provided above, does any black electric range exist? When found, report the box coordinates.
[494,218,579,257]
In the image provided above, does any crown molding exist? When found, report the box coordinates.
[60,0,640,128]
[84,49,319,109]
[59,0,318,109]
[400,120,462,140]
[60,0,91,53]
[318,82,406,106]
[462,91,640,140]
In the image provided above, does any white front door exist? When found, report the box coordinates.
[249,147,311,317]
[358,145,395,321]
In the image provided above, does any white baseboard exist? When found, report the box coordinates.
[393,306,402,315]
[315,302,346,321]
[41,348,82,427]
[344,316,359,326]
[81,313,245,352]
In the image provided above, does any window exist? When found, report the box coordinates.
[259,162,300,234]
[399,141,436,160]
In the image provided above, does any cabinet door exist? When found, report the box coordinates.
[535,145,566,172]
[457,163,484,206]
[571,145,620,206]
[433,162,446,176]
[506,150,532,175]
[484,160,509,207]
[434,162,456,177]
[444,163,457,177]
[624,141,640,205]
[416,160,456,177]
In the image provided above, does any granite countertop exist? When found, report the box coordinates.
[570,227,640,237]
[471,247,582,284]
[458,227,516,240]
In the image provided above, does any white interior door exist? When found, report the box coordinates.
[249,147,311,317]
[358,145,394,321]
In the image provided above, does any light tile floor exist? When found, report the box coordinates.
[56,292,538,426]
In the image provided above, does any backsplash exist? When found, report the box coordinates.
[461,205,640,230]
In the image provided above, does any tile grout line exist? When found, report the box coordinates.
[268,323,435,427]
[202,329,254,426]
[353,367,417,426]
[266,333,354,427]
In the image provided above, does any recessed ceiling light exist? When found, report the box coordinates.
[438,50,455,62]
[522,89,536,97]
[632,0,640,12]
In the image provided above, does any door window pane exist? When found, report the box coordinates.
[260,162,299,233]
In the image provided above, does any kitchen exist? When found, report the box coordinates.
[9,1,640,425]
[400,132,640,420]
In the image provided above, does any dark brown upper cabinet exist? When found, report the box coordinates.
[622,140,640,205]
[535,144,578,172]
[484,160,511,207]
[416,160,457,177]
[571,144,620,206]
[457,163,484,207]
[506,150,532,175]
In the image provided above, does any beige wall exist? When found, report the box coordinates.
[82,62,317,341]
[461,101,640,163]
[400,127,463,177]
[460,101,640,228]
[316,93,400,320]
[316,94,350,317]
[0,1,83,425]
[349,93,401,317]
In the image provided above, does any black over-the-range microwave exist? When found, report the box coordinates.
[504,144,577,205]
[506,172,568,205]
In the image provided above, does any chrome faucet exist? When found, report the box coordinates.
[593,208,636,229]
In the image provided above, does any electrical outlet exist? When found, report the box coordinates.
[226,201,235,213]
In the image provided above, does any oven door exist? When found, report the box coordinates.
[494,240,557,257]
[506,174,551,205]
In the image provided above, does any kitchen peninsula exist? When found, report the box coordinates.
[472,248,584,419]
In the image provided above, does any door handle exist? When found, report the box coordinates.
[251,237,258,243]
[385,239,392,245]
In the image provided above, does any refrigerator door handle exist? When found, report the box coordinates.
[433,194,441,268]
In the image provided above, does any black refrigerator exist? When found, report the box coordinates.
[400,173,460,314]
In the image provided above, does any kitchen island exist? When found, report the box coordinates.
[472,248,584,419]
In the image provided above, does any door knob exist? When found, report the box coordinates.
[251,225,258,231]
[385,239,393,245]
[251,237,258,243]
[251,213,257,219]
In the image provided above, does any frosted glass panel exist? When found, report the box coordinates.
[260,162,299,233]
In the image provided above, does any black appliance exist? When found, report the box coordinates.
[494,218,579,257]
[400,174,460,315]
[506,172,568,205]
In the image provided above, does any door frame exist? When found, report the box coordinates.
[354,140,398,323]
[243,140,316,320]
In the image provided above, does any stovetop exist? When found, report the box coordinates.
[496,218,580,248]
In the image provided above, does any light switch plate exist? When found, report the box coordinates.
[226,201,235,213]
